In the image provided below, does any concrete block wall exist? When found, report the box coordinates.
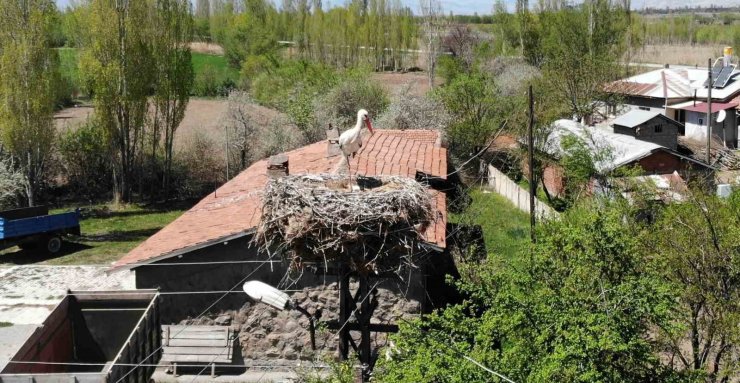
[487,165,558,219]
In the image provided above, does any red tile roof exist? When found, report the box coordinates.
[113,130,447,268]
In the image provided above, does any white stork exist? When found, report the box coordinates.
[339,109,374,188]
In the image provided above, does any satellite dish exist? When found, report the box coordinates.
[718,109,727,123]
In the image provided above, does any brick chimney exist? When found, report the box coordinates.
[326,124,341,157]
[267,154,289,178]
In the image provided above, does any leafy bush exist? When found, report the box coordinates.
[377,200,680,382]
[192,63,235,97]
[57,119,111,199]
[309,77,389,142]
[434,73,499,159]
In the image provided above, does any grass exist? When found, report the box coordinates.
[55,48,240,93]
[0,204,184,266]
[191,52,239,82]
[450,188,531,261]
[57,47,79,83]
[0,322,12,328]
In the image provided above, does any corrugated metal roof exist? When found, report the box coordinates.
[547,120,663,172]
[609,67,740,101]
[612,109,662,128]
[669,101,738,113]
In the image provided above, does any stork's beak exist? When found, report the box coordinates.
[365,118,374,135]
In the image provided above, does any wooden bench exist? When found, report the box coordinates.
[161,325,237,377]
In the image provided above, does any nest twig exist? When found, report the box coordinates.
[253,174,434,274]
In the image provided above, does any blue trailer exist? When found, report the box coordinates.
[0,206,81,254]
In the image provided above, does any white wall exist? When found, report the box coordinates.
[487,165,558,219]
[685,110,738,147]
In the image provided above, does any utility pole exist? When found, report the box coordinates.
[528,85,536,243]
[707,58,713,164]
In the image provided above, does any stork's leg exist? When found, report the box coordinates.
[346,155,352,190]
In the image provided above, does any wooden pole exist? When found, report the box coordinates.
[528,85,536,243]
[707,58,713,164]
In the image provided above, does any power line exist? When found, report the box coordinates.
[3,361,337,369]
[112,261,269,383]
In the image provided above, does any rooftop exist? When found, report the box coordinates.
[113,130,448,269]
[607,66,740,102]
[548,119,665,172]
[612,109,663,128]
[668,100,738,113]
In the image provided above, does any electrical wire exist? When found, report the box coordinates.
[3,361,334,369]
[112,261,268,383]
[3,149,496,378]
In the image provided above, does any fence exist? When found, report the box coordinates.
[487,165,559,219]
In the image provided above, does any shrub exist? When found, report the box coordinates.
[310,78,389,141]
[375,87,450,132]
[192,64,235,97]
[57,119,111,200]
[0,155,24,209]
[258,116,305,158]
[171,132,225,199]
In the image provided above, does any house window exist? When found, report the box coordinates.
[699,118,704,125]
[654,125,663,133]
[639,106,650,111]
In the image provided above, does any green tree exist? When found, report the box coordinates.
[151,0,195,199]
[377,201,682,383]
[434,73,502,159]
[81,0,155,204]
[537,1,627,119]
[0,0,60,206]
[648,192,740,382]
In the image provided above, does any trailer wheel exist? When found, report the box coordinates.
[46,236,62,254]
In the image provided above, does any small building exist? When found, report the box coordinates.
[605,49,740,148]
[665,101,738,146]
[0,290,160,383]
[107,130,463,371]
[612,110,683,150]
[542,119,713,198]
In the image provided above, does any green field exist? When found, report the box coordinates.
[191,52,239,83]
[0,204,184,265]
[450,188,531,260]
[55,48,239,96]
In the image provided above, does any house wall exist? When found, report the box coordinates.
[133,236,446,324]
[685,110,738,148]
[543,164,566,198]
[623,96,667,113]
[613,118,679,150]
[635,150,685,174]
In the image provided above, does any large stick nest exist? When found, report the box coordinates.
[253,174,435,274]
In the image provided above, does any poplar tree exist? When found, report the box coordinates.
[82,0,154,204]
[151,0,194,199]
[0,0,60,207]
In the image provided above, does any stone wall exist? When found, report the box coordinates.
[188,281,422,365]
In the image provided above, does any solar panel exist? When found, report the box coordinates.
[713,65,736,88]
[703,60,724,87]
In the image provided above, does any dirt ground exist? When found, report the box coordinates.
[189,42,225,55]
[631,44,724,67]
[371,71,440,97]
[54,105,94,130]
